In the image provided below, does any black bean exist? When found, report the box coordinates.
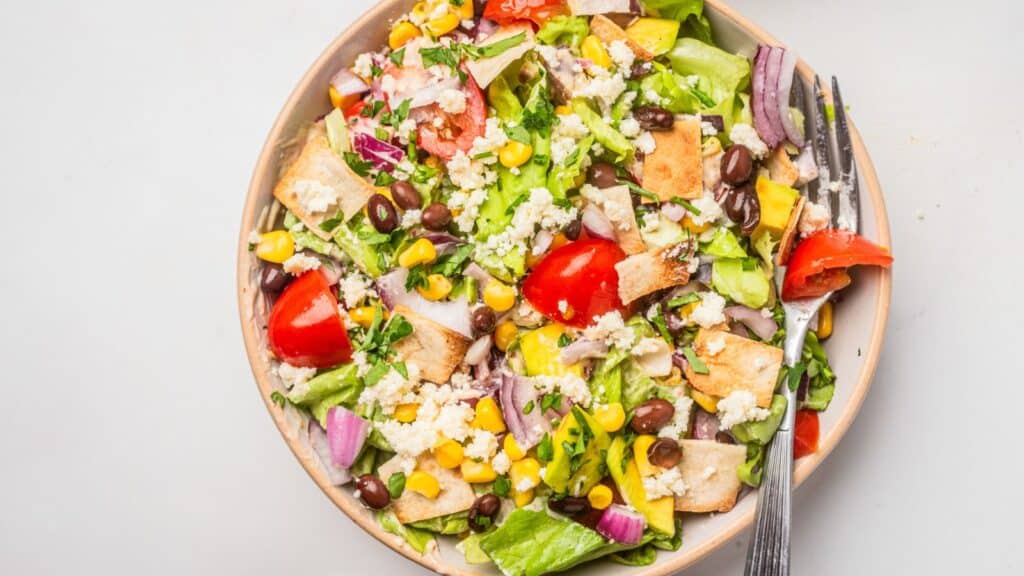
[472,306,497,335]
[723,184,761,236]
[421,203,452,231]
[587,162,619,189]
[390,181,422,210]
[630,61,654,80]
[630,398,675,434]
[647,437,683,468]
[367,194,398,233]
[260,263,291,294]
[715,431,735,445]
[468,494,501,533]
[547,495,592,516]
[721,145,754,186]
[563,219,582,241]
[355,475,390,510]
[634,106,675,131]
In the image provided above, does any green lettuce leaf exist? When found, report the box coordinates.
[287,364,363,426]
[324,108,350,155]
[752,230,778,273]
[536,15,589,48]
[801,332,837,411]
[701,227,748,259]
[548,135,594,198]
[640,0,711,43]
[731,394,787,445]
[457,533,493,564]
[409,511,470,535]
[378,511,434,554]
[489,76,523,122]
[572,99,633,162]
[667,38,752,134]
[737,443,766,487]
[333,219,385,277]
[712,258,770,308]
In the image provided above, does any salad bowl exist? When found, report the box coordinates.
[237,0,892,574]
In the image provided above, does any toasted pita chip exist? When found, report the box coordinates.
[273,122,375,240]
[616,243,693,304]
[590,184,646,255]
[674,440,748,513]
[567,0,634,15]
[589,15,654,61]
[392,305,470,383]
[775,195,806,266]
[465,24,535,89]
[767,146,800,187]
[642,119,704,201]
[684,328,783,408]
[377,455,476,524]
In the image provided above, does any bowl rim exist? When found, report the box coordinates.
[236,1,893,573]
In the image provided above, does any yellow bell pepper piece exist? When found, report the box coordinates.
[471,397,506,434]
[398,238,437,268]
[434,439,464,469]
[503,433,526,461]
[520,324,584,378]
[754,176,800,237]
[633,435,659,477]
[460,459,497,483]
[690,389,719,414]
[254,231,295,264]
[581,35,612,69]
[388,21,421,50]
[407,470,441,499]
[416,274,453,301]
[587,484,613,510]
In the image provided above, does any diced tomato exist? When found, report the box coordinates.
[483,0,568,26]
[782,229,893,301]
[793,409,820,459]
[343,99,368,119]
[416,71,487,160]
[268,270,353,369]
[522,239,629,328]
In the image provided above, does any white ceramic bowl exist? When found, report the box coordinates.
[237,1,893,573]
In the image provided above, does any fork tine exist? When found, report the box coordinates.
[811,76,836,222]
[830,77,860,233]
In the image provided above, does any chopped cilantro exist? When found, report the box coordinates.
[669,196,702,215]
[344,152,375,176]
[682,346,709,374]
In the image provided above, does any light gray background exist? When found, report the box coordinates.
[0,0,1020,574]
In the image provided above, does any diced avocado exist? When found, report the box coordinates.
[626,18,681,57]
[543,407,610,496]
[606,437,676,536]
[521,324,583,378]
[754,176,800,237]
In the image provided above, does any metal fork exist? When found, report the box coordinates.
[743,76,860,576]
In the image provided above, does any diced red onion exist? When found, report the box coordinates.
[330,69,370,97]
[326,406,369,469]
[465,335,493,366]
[692,409,720,441]
[559,338,609,364]
[794,146,819,186]
[776,49,804,147]
[499,372,550,450]
[309,420,351,485]
[463,262,495,289]
[596,504,646,545]
[762,47,785,148]
[752,46,783,148]
[532,230,554,256]
[353,132,404,172]
[398,77,463,110]
[660,201,687,222]
[582,204,616,241]
[730,322,752,339]
[672,351,689,372]
[316,256,343,286]
[376,268,474,338]
[724,305,778,341]
[473,18,499,41]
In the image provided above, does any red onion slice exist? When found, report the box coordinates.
[465,335,493,366]
[582,204,616,241]
[309,420,351,485]
[463,262,496,289]
[661,201,687,222]
[596,504,646,545]
[326,406,369,469]
[724,305,779,341]
[751,46,775,147]
[762,47,786,148]
[330,69,370,97]
[500,372,550,450]
[692,409,720,441]
[776,49,804,147]
[353,132,404,172]
[532,229,554,256]
[559,338,609,364]
[376,268,473,338]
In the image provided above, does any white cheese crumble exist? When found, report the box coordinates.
[689,292,727,328]
[478,187,577,258]
[575,72,628,114]
[396,118,418,145]
[533,374,593,408]
[705,335,726,357]
[339,272,375,309]
[640,211,660,233]
[372,377,481,463]
[282,253,322,276]
[643,467,688,500]
[516,476,539,492]
[491,451,511,475]
[633,131,657,155]
[688,192,724,226]
[658,395,694,440]
[351,351,371,377]
[608,40,636,72]
[275,362,316,390]
[464,430,498,460]
[729,123,769,160]
[450,188,489,233]
[292,179,339,214]
[447,151,498,193]
[799,201,830,237]
[438,88,468,115]
[556,114,590,139]
[551,136,577,165]
[470,117,510,159]
[584,310,636,350]
[631,337,665,357]
[400,208,422,229]
[619,117,641,138]
[701,121,719,136]
[353,52,374,79]
[717,390,770,429]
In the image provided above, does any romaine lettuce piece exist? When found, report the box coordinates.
[572,99,634,162]
[711,258,770,308]
[324,108,350,155]
[731,394,787,445]
[737,443,765,487]
[377,511,434,554]
[801,332,836,411]
[536,15,589,48]
[701,227,748,258]
[457,533,492,564]
[287,364,363,426]
[488,76,523,122]
[548,135,594,198]
[666,38,752,134]
[332,220,385,277]
[408,511,470,535]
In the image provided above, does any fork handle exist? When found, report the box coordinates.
[744,428,794,576]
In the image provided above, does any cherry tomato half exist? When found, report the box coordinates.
[417,70,487,160]
[483,0,568,26]
[793,409,820,459]
[782,229,893,301]
[268,270,353,369]
[522,238,629,328]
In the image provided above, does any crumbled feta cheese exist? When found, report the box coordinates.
[438,88,468,115]
[359,368,417,415]
[558,300,569,315]
[516,476,539,492]
[701,121,718,136]
[275,362,316,390]
[461,19,475,30]
[729,123,769,160]
[464,430,498,460]
[608,40,636,72]
[633,131,657,155]
[799,201,830,237]
[353,52,374,79]
[631,337,664,357]
[640,211,660,233]
[380,74,397,100]
[451,188,489,233]
[396,118,418,145]
[373,380,479,462]
[717,390,770,429]
[700,466,717,481]
[491,451,511,475]
[619,117,641,138]
[248,230,262,245]
[575,72,628,113]
[555,114,590,139]
[447,151,498,192]
[584,310,636,350]
[400,209,422,229]
[339,272,375,309]
[533,374,593,408]
[688,192,724,226]
[550,136,578,165]
[658,395,694,440]
[351,351,371,377]
[477,187,577,258]
[689,291,727,328]
[705,335,726,357]
[282,253,321,276]
[470,117,509,159]
[292,179,339,214]
[643,467,688,500]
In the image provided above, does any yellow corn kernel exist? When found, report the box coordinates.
[472,397,507,434]
[457,0,474,19]
[679,301,698,318]
[434,439,465,469]
[483,282,516,312]
[581,35,612,69]
[328,85,359,110]
[389,21,421,50]
[398,238,437,268]
[394,403,419,423]
[554,105,573,116]
[494,321,518,351]
[587,484,613,510]
[690,389,719,414]
[416,274,453,301]
[460,459,497,483]
[498,141,533,169]
[424,13,460,37]
[254,230,295,264]
[510,458,541,493]
[682,215,712,234]
[816,301,834,340]
[514,488,535,508]
[503,433,526,461]
[348,306,386,329]
[407,470,441,499]
[633,435,659,477]
[593,403,626,433]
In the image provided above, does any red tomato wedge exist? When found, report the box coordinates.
[793,409,820,459]
[416,71,487,160]
[782,229,893,301]
[484,0,568,26]
[522,239,629,328]
[268,270,353,369]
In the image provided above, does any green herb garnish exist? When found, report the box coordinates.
[387,472,406,499]
[682,346,709,374]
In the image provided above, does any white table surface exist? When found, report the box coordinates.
[1,0,1020,574]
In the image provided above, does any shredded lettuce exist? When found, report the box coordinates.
[640,0,712,43]
[333,219,385,277]
[548,135,594,198]
[737,443,766,487]
[711,258,771,308]
[536,15,590,48]
[409,511,470,535]
[801,332,837,411]
[752,230,778,273]
[731,394,787,445]
[286,364,363,426]
[457,533,492,564]
[572,99,633,162]
[378,511,435,554]
[666,38,752,135]
[701,227,748,259]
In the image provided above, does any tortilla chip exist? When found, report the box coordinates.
[767,146,800,187]
[615,243,693,304]
[377,455,476,524]
[465,24,535,89]
[594,184,646,255]
[776,195,806,266]
[588,14,655,61]
[642,119,704,201]
[684,328,783,408]
[392,305,471,384]
[273,122,374,240]
[567,0,633,16]
[674,440,748,513]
